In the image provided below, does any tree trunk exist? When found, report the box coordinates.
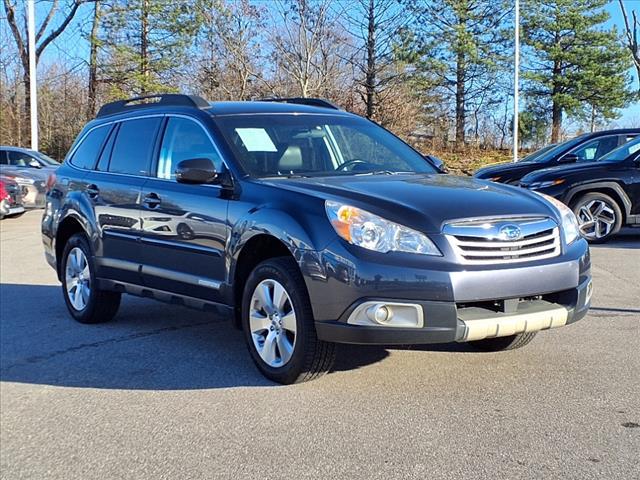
[455,50,466,147]
[23,72,31,143]
[140,0,150,95]
[365,0,376,119]
[550,59,562,143]
[87,1,101,117]
[551,101,562,143]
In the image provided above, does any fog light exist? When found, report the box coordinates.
[366,304,393,324]
[586,280,593,304]
[347,301,424,328]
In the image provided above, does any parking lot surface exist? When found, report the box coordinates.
[1,210,639,479]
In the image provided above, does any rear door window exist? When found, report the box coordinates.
[109,117,161,176]
[69,125,110,169]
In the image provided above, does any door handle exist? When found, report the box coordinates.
[143,192,161,209]
[86,184,99,198]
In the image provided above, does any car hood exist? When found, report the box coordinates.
[0,166,53,182]
[521,161,607,183]
[474,161,538,178]
[265,174,557,233]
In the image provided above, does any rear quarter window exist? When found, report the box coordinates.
[69,125,110,169]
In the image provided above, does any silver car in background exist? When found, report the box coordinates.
[0,146,59,208]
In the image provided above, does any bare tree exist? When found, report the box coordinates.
[618,0,640,92]
[195,0,264,101]
[87,0,101,116]
[343,0,406,119]
[2,0,89,141]
[269,0,348,98]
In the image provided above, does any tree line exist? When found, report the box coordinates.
[1,0,638,162]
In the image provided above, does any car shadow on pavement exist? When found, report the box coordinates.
[1,283,474,390]
[0,282,490,389]
[589,228,640,249]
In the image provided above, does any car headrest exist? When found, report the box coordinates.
[278,145,303,171]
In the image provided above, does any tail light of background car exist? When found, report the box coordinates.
[46,172,57,193]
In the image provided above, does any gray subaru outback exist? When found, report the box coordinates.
[42,95,592,384]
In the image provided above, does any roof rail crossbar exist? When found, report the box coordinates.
[96,94,209,118]
[259,97,341,110]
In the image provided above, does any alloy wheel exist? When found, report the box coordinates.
[576,199,616,240]
[249,279,297,368]
[65,247,91,311]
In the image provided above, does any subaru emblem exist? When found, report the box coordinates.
[499,224,522,240]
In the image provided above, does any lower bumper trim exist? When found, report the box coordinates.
[457,301,568,342]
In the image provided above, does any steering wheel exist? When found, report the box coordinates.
[336,159,369,171]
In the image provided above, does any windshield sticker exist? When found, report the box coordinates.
[236,128,278,152]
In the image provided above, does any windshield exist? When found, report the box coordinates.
[215,114,436,177]
[598,136,640,162]
[518,144,556,162]
[34,152,60,165]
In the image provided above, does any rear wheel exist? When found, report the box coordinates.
[572,192,622,243]
[61,233,121,324]
[469,332,537,352]
[241,257,336,384]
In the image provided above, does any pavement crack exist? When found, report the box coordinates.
[0,320,219,373]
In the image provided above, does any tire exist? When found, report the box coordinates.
[177,223,195,240]
[571,192,622,244]
[468,332,537,352]
[61,233,121,324]
[241,257,336,384]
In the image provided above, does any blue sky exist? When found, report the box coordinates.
[18,0,640,126]
[605,1,640,125]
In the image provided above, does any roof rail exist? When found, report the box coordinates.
[96,94,209,118]
[259,97,341,110]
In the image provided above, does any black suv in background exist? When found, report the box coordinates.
[520,136,640,243]
[42,95,592,384]
[474,129,640,184]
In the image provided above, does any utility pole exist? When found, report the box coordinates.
[27,0,38,150]
[513,0,519,162]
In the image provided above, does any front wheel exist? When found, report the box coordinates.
[241,257,336,384]
[572,192,622,243]
[61,233,121,324]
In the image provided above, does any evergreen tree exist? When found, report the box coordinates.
[100,0,199,97]
[404,0,512,147]
[522,0,634,142]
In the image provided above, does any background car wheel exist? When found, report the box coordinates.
[468,332,538,352]
[61,233,121,324]
[241,257,336,384]
[572,192,622,243]
[177,223,195,240]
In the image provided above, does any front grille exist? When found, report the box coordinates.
[444,217,561,264]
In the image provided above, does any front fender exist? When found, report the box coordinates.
[563,181,632,216]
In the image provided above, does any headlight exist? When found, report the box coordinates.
[325,200,441,255]
[534,192,580,244]
[527,179,565,190]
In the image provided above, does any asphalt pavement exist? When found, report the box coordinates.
[1,210,639,479]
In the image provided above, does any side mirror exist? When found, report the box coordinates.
[559,153,579,163]
[28,159,42,168]
[175,158,218,184]
[425,154,448,173]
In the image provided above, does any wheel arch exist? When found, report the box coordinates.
[565,182,631,224]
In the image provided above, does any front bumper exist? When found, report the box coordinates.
[304,237,591,345]
[315,277,591,344]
